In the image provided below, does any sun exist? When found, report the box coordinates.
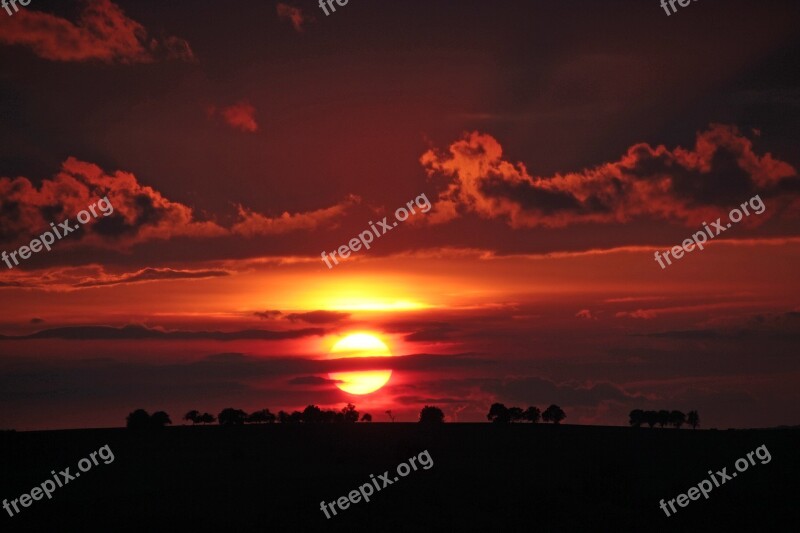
[328,333,393,395]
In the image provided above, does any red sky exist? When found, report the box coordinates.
[1,0,799,430]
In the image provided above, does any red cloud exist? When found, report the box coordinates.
[277,3,306,33]
[0,0,195,63]
[0,157,226,249]
[231,194,360,236]
[1,158,358,252]
[208,101,259,133]
[421,125,798,228]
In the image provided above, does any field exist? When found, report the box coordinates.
[2,424,798,532]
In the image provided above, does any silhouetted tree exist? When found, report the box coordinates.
[320,409,337,423]
[657,410,670,428]
[340,403,359,423]
[644,410,658,428]
[302,405,323,423]
[184,410,201,425]
[629,409,645,428]
[200,413,216,424]
[360,413,372,422]
[687,410,700,429]
[670,410,686,429]
[542,404,566,424]
[385,410,396,422]
[487,403,511,424]
[508,407,525,423]
[151,411,172,428]
[288,411,303,423]
[278,410,290,424]
[522,406,541,423]
[126,409,151,430]
[218,408,248,426]
[248,409,276,424]
[419,405,445,424]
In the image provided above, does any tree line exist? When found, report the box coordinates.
[126,404,374,429]
[487,403,566,424]
[628,409,699,428]
[126,403,642,428]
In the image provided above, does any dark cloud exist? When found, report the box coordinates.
[421,125,799,228]
[0,158,360,252]
[641,311,800,341]
[404,324,459,342]
[73,268,230,288]
[0,0,195,63]
[276,3,306,33]
[285,311,351,325]
[254,310,283,320]
[287,376,341,386]
[0,324,326,341]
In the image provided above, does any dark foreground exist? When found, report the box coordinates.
[1,424,798,532]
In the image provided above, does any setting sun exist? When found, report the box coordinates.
[328,333,393,395]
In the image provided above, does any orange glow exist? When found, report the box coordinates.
[328,333,393,395]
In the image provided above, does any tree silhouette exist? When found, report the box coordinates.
[126,409,151,430]
[687,410,700,429]
[360,413,372,422]
[508,407,525,423]
[542,404,566,424]
[670,410,686,429]
[278,410,290,424]
[151,411,172,428]
[302,405,323,423]
[184,410,201,425]
[200,413,216,425]
[522,406,541,423]
[419,405,445,424]
[487,403,511,424]
[288,411,303,423]
[340,403,359,423]
[385,410,396,422]
[629,409,645,428]
[644,410,658,428]
[657,410,670,428]
[218,408,248,426]
[248,409,276,424]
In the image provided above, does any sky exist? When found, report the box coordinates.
[1,0,799,430]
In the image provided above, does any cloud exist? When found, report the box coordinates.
[208,101,259,133]
[287,376,341,386]
[420,124,798,228]
[643,310,800,341]
[0,324,326,341]
[0,157,226,249]
[285,311,351,324]
[575,309,596,320]
[0,0,195,63]
[231,194,360,236]
[72,268,230,288]
[404,324,459,342]
[277,3,306,33]
[0,159,359,252]
[254,310,283,320]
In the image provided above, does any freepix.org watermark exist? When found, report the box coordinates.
[321,193,431,269]
[659,0,700,17]
[319,449,434,519]
[1,197,114,270]
[318,0,350,17]
[658,444,771,517]
[654,194,765,269]
[3,444,115,518]
[2,0,32,17]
